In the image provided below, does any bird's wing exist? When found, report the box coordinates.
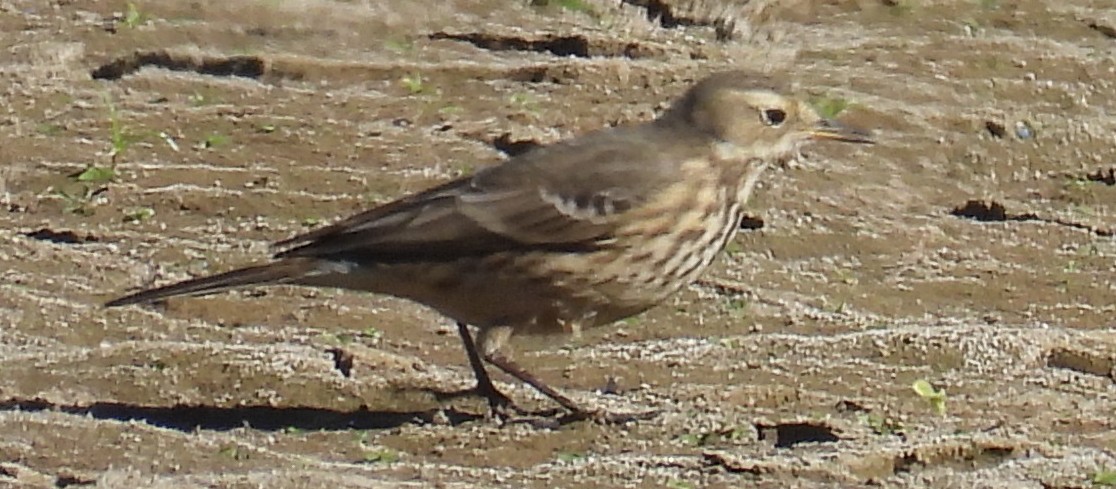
[275,126,689,262]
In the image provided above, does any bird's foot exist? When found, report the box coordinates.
[472,381,522,417]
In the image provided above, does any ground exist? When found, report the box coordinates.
[1,0,1115,487]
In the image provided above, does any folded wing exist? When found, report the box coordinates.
[275,126,685,263]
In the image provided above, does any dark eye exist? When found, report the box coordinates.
[762,108,786,126]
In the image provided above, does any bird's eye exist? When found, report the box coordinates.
[762,108,786,126]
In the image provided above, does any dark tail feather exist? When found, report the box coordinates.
[104,259,318,307]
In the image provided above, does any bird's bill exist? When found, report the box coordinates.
[809,119,875,144]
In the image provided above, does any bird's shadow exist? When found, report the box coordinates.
[0,397,483,432]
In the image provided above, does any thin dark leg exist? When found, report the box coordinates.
[482,352,591,417]
[455,322,514,411]
[483,352,659,424]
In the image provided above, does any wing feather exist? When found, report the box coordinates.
[275,124,693,262]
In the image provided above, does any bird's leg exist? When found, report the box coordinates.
[476,326,656,424]
[481,351,590,417]
[455,322,516,414]
[472,324,598,420]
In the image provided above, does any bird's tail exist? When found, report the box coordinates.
[104,258,320,307]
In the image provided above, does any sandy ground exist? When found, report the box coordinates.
[1,0,1115,487]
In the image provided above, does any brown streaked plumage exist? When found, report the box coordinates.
[105,70,873,423]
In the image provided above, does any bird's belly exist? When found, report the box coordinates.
[300,255,622,335]
[532,198,745,329]
[590,198,745,302]
[300,199,742,336]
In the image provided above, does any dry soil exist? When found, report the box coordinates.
[1,0,1116,488]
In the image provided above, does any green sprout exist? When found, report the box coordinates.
[1094,469,1116,486]
[859,413,905,436]
[437,105,464,116]
[361,327,383,342]
[36,123,63,136]
[218,444,249,460]
[812,95,850,119]
[360,448,399,464]
[556,451,586,462]
[400,73,427,95]
[59,96,131,216]
[677,426,749,447]
[383,38,414,53]
[886,0,917,15]
[198,132,229,149]
[123,207,155,223]
[188,91,214,106]
[725,297,748,317]
[912,379,947,416]
[54,187,97,216]
[531,0,600,18]
[510,92,540,112]
[123,2,146,28]
[103,93,145,164]
[75,166,115,183]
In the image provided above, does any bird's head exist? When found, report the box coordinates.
[662,71,874,162]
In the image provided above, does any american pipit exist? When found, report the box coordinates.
[106,70,873,422]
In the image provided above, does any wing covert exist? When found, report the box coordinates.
[276,125,684,261]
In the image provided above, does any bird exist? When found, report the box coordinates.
[105,70,874,423]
